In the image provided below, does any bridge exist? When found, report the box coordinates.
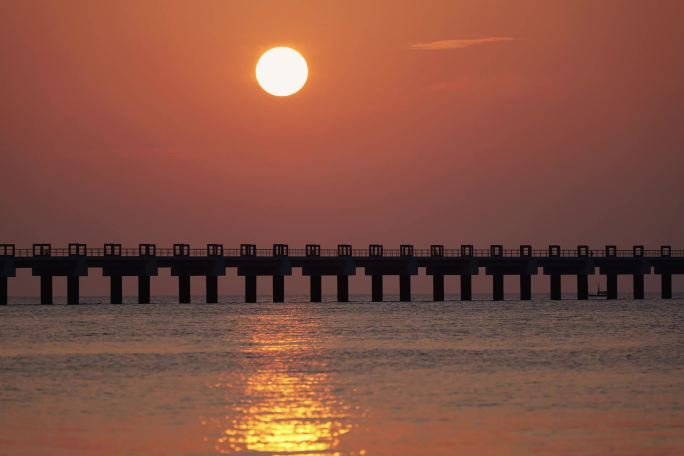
[0,243,682,304]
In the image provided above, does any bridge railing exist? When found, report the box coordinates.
[8,247,684,258]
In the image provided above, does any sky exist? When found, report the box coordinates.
[1,1,683,295]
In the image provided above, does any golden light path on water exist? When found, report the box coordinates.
[204,313,363,455]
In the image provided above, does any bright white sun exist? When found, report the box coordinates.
[256,47,308,97]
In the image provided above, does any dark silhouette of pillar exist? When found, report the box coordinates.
[0,277,8,305]
[633,274,644,300]
[179,275,191,303]
[399,275,411,302]
[661,273,672,299]
[40,275,53,305]
[520,274,531,301]
[245,276,257,303]
[206,276,218,303]
[310,275,322,302]
[577,274,589,300]
[432,275,444,302]
[138,276,150,304]
[273,275,285,303]
[460,275,472,301]
[550,275,561,300]
[493,274,504,301]
[337,275,348,302]
[607,274,618,300]
[67,276,79,305]
[371,275,383,302]
[110,276,123,304]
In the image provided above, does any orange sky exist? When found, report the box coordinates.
[1,0,683,253]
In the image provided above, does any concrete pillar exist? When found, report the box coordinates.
[310,275,322,302]
[67,276,80,305]
[40,275,53,305]
[661,273,672,299]
[273,275,285,303]
[550,275,561,300]
[460,275,472,301]
[493,274,504,301]
[633,274,644,300]
[399,275,411,302]
[138,276,151,304]
[607,274,618,300]
[245,276,257,303]
[337,275,349,302]
[520,274,531,301]
[206,276,218,303]
[577,274,589,300]
[432,275,444,302]
[371,275,383,302]
[0,277,7,305]
[110,275,123,304]
[179,275,191,303]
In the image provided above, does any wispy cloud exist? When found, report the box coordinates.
[410,37,514,51]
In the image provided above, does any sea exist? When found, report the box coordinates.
[1,295,683,455]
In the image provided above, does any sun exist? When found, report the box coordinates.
[256,47,308,97]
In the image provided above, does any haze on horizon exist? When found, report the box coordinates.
[1,1,683,296]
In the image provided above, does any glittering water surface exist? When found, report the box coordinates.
[1,296,683,455]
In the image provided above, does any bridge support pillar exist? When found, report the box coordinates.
[577,274,588,300]
[40,275,53,305]
[661,273,672,299]
[310,275,322,302]
[371,275,383,302]
[179,275,191,303]
[550,275,561,300]
[110,276,123,304]
[0,277,7,305]
[520,274,531,301]
[273,275,285,303]
[633,274,644,300]
[607,274,618,300]
[138,276,150,304]
[206,276,218,303]
[67,276,80,305]
[432,275,444,302]
[337,275,349,302]
[460,275,472,301]
[245,276,257,303]
[493,274,504,301]
[399,275,411,302]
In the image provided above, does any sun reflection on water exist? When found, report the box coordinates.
[206,314,361,455]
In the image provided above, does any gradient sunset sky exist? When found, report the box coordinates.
[2,0,683,254]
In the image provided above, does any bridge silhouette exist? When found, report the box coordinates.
[0,243,681,305]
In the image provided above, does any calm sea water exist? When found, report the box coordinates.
[1,295,683,455]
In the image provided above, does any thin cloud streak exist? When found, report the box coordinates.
[410,37,514,50]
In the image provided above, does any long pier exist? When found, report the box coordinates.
[0,244,682,304]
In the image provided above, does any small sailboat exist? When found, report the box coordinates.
[589,278,608,298]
